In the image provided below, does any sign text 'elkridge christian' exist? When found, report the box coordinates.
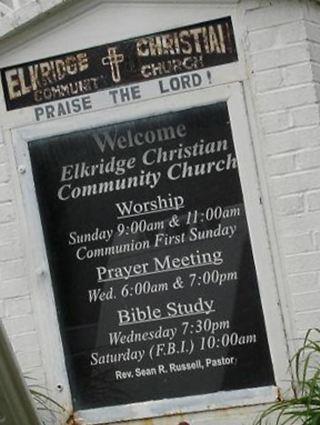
[1,17,237,111]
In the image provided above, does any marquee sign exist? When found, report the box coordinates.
[1,17,237,111]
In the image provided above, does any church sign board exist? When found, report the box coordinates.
[28,102,275,410]
[1,17,237,112]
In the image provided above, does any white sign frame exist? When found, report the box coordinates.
[11,82,290,424]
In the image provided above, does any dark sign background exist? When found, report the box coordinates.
[29,103,274,410]
[1,17,237,111]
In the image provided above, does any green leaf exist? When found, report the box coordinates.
[254,328,320,425]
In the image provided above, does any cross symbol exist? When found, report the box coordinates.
[101,47,124,83]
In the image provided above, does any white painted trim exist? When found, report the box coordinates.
[0,0,242,41]
[227,85,292,391]
[240,78,295,369]
[11,82,289,424]
[11,129,73,419]
[78,386,277,424]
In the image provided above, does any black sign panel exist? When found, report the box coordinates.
[29,103,274,410]
[1,17,237,111]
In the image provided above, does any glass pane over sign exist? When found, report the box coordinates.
[29,103,275,410]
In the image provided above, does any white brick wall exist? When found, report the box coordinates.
[0,0,69,38]
[307,190,320,210]
[246,0,320,343]
[0,134,44,386]
[276,194,305,215]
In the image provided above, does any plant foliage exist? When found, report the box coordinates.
[255,328,320,425]
[25,375,66,424]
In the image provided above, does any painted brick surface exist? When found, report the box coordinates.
[276,194,305,216]
[0,202,15,223]
[0,132,45,388]
[254,69,284,92]
[0,164,9,183]
[2,315,35,335]
[307,191,320,211]
[5,296,32,317]
[0,278,29,300]
[0,145,7,163]
[272,169,320,196]
[289,272,319,293]
[246,0,320,348]
[260,110,292,134]
[282,233,314,255]
[291,105,320,127]
[265,127,320,154]
[246,2,303,30]
[297,148,320,170]
[284,63,314,85]
[11,332,40,353]
[17,349,42,370]
[0,240,23,261]
[0,182,14,203]
[256,84,319,113]
[268,153,296,176]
